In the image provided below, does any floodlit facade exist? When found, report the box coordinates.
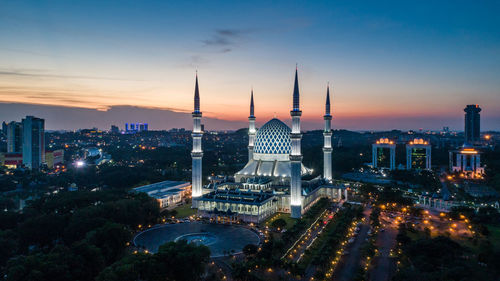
[406,138,431,170]
[133,180,191,209]
[448,104,485,180]
[193,69,344,222]
[372,138,396,170]
[449,146,484,179]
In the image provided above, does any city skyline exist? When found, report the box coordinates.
[1,1,500,130]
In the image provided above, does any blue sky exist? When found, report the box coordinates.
[0,0,499,130]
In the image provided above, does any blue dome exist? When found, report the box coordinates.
[254,119,291,155]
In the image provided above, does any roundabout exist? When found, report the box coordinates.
[134,222,261,257]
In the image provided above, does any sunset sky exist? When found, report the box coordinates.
[1,1,499,131]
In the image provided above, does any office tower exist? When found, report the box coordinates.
[7,121,22,153]
[2,121,7,135]
[22,116,45,169]
[464,105,481,145]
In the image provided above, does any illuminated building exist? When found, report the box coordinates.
[22,116,45,169]
[194,69,343,222]
[448,104,485,179]
[449,145,484,179]
[45,149,64,169]
[464,104,481,145]
[133,180,191,209]
[372,138,396,170]
[125,122,149,133]
[0,152,23,168]
[406,138,431,170]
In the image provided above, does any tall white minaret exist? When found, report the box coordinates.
[323,84,333,181]
[191,73,203,208]
[248,90,256,160]
[290,68,303,218]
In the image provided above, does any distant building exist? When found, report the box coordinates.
[132,180,191,209]
[2,121,7,135]
[0,152,23,168]
[449,145,484,179]
[448,105,484,179]
[110,125,119,134]
[125,122,148,133]
[6,121,22,153]
[22,116,45,169]
[45,149,64,169]
[406,138,431,170]
[372,138,396,170]
[464,105,481,145]
[82,147,111,165]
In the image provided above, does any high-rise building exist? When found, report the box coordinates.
[2,121,7,135]
[6,121,22,153]
[464,105,481,145]
[22,116,45,169]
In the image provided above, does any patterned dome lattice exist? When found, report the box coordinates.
[254,118,291,155]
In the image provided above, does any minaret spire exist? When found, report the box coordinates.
[248,89,256,160]
[323,83,333,182]
[191,72,203,208]
[325,84,331,116]
[293,67,300,111]
[194,73,200,113]
[290,67,303,218]
[250,89,255,117]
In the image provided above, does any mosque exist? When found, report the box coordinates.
[191,69,346,222]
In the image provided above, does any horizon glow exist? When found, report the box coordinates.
[1,1,499,130]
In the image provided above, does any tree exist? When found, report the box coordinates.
[97,240,210,281]
[242,244,258,257]
[85,222,131,264]
[271,218,287,229]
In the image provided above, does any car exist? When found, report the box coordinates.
[380,228,385,232]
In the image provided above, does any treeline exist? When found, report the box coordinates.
[0,190,160,281]
[97,240,210,281]
[394,224,500,280]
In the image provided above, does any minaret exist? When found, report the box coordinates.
[323,84,333,181]
[290,67,303,218]
[248,89,256,161]
[191,73,203,208]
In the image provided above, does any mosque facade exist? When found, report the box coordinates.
[192,69,346,222]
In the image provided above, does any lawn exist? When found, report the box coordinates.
[262,213,296,230]
[172,204,197,218]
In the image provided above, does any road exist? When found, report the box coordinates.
[369,213,397,281]
[332,207,371,281]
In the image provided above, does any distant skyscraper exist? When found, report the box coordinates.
[22,116,45,169]
[464,105,481,145]
[6,121,22,153]
[2,121,7,135]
